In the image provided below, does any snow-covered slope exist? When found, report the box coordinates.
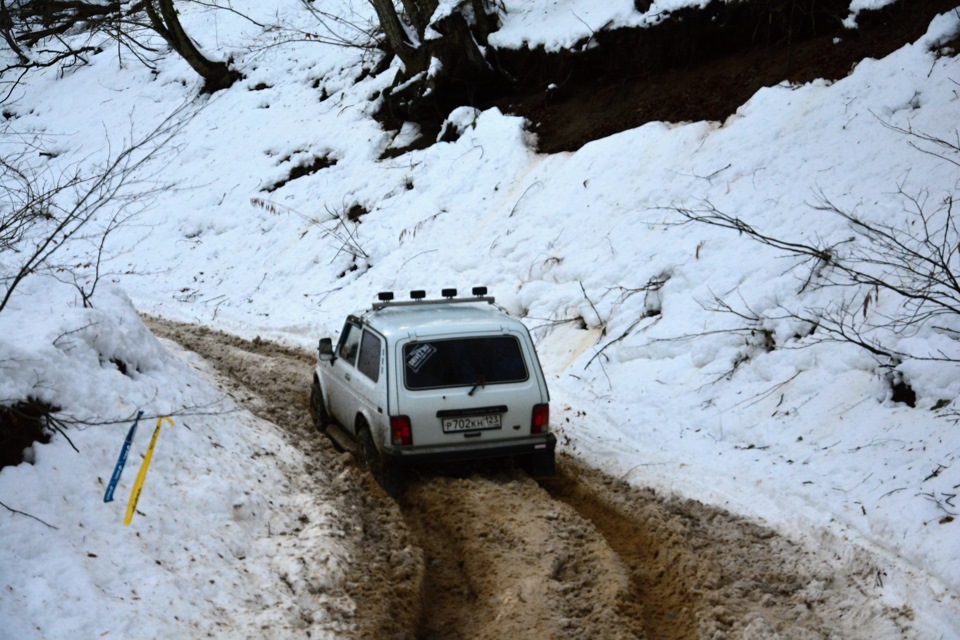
[2,0,959,636]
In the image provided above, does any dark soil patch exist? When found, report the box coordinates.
[345,203,367,222]
[0,399,56,469]
[263,154,338,193]
[379,0,959,154]
[504,0,960,153]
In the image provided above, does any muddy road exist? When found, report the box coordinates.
[147,317,913,639]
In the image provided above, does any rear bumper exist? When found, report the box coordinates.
[383,432,556,465]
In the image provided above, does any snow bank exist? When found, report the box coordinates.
[0,279,352,638]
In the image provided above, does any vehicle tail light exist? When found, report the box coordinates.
[390,415,413,445]
[531,404,549,434]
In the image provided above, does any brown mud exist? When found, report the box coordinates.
[146,317,914,639]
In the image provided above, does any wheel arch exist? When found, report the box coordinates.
[312,372,332,409]
[354,409,374,435]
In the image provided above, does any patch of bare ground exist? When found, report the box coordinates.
[146,319,916,639]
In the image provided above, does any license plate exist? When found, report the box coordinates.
[441,413,502,433]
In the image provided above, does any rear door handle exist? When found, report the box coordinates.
[344,373,351,381]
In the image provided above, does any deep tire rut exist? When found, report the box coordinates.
[401,470,642,639]
[146,318,915,639]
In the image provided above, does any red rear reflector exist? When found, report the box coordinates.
[390,415,412,445]
[531,404,549,434]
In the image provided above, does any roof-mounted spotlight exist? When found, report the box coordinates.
[441,288,457,299]
[377,291,394,302]
[472,286,488,297]
[410,290,426,300]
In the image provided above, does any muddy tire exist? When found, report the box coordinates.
[519,450,556,477]
[355,425,377,469]
[357,425,405,497]
[309,379,329,431]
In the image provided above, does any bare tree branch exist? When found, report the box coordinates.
[665,123,960,375]
[1,101,196,313]
[0,499,58,529]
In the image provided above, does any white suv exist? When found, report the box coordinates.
[310,288,556,487]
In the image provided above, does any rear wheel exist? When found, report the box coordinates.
[356,424,379,471]
[309,380,329,431]
[520,450,556,478]
[356,423,405,497]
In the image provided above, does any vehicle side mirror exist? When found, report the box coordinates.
[318,338,335,361]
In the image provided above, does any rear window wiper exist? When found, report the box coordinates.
[468,375,486,396]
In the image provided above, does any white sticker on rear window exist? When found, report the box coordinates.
[406,343,436,373]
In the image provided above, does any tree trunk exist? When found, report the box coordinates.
[399,0,436,36]
[145,0,240,92]
[431,9,491,78]
[368,0,422,71]
[0,0,28,63]
[371,0,503,121]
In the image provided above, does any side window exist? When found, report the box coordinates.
[337,322,361,366]
[357,331,382,382]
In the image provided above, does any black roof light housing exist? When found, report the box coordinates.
[371,287,494,310]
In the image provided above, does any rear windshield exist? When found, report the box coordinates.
[403,337,528,390]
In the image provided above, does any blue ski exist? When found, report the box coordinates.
[104,411,143,503]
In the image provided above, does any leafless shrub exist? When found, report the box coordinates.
[1,102,191,312]
[609,271,671,317]
[0,1,156,102]
[583,276,671,370]
[399,209,445,243]
[669,125,960,370]
[251,197,370,263]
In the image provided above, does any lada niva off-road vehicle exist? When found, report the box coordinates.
[310,288,556,487]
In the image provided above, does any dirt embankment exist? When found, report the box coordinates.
[504,0,960,153]
[379,0,959,154]
[147,317,914,639]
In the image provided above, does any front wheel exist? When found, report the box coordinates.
[309,380,329,431]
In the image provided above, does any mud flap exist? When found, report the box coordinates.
[522,450,556,477]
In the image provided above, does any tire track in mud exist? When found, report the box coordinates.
[400,469,644,639]
[146,318,915,639]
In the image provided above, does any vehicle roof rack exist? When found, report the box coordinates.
[372,287,495,310]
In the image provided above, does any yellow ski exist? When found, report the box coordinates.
[124,417,174,526]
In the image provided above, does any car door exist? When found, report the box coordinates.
[324,320,362,425]
[352,329,386,437]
